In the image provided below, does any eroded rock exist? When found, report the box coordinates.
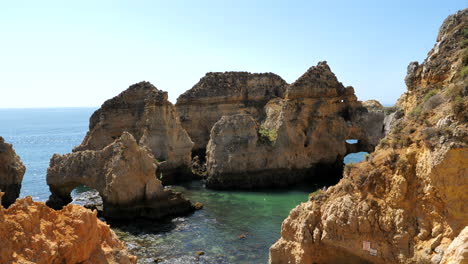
[47,132,194,219]
[74,81,194,183]
[0,193,136,264]
[270,9,468,264]
[176,72,287,153]
[0,137,26,207]
[205,62,385,189]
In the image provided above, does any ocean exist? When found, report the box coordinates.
[0,107,365,264]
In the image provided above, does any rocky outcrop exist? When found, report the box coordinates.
[176,72,287,153]
[0,193,136,264]
[205,62,385,189]
[74,81,194,183]
[47,132,194,219]
[0,137,26,207]
[270,9,468,264]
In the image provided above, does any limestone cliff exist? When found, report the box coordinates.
[205,62,385,189]
[47,132,194,219]
[0,193,136,264]
[74,81,194,183]
[0,136,26,207]
[176,72,287,153]
[270,9,468,264]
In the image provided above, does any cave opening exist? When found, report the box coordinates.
[71,184,103,212]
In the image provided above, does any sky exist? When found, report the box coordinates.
[0,0,466,108]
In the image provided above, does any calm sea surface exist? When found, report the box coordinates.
[0,108,365,264]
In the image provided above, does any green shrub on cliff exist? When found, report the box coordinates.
[258,127,277,145]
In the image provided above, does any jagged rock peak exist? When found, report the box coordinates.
[177,71,288,102]
[286,61,346,99]
[437,8,468,42]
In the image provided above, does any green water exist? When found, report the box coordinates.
[112,180,311,264]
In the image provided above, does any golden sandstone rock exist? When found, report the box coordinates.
[269,9,468,264]
[46,132,194,219]
[74,81,194,183]
[0,136,25,207]
[0,193,136,264]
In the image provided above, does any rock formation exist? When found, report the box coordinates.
[176,72,288,154]
[270,9,468,264]
[47,132,194,219]
[0,193,136,264]
[0,136,26,207]
[205,62,385,189]
[74,81,194,183]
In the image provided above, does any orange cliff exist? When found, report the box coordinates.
[0,193,136,264]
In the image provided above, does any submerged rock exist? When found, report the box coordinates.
[0,136,26,207]
[270,9,468,264]
[74,81,194,183]
[0,193,136,264]
[47,132,194,219]
[176,72,288,153]
[205,62,385,189]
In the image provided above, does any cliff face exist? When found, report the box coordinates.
[176,72,288,153]
[0,194,136,264]
[0,137,26,207]
[75,81,194,183]
[47,132,194,219]
[205,62,385,189]
[270,9,468,264]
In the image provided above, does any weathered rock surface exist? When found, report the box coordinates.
[0,193,136,264]
[47,132,194,219]
[176,72,287,153]
[75,81,194,183]
[0,136,26,207]
[270,9,468,264]
[206,62,385,189]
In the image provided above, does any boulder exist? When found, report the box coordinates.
[0,137,26,207]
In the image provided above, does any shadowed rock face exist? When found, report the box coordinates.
[0,137,26,207]
[176,72,288,153]
[0,194,137,264]
[47,132,194,219]
[270,9,468,264]
[75,81,194,183]
[205,62,385,189]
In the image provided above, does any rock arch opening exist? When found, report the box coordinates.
[71,185,103,212]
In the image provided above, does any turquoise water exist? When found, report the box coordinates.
[0,108,364,264]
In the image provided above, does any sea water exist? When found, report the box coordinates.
[0,108,365,264]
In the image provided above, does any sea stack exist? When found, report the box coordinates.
[47,132,195,219]
[74,81,194,184]
[176,72,288,156]
[0,137,26,207]
[205,62,386,189]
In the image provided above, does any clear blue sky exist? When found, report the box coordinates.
[0,1,466,107]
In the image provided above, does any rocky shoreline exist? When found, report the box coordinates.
[0,8,466,264]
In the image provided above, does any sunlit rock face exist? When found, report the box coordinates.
[176,72,288,154]
[205,61,384,189]
[270,9,468,264]
[0,194,137,264]
[47,132,194,219]
[0,136,25,207]
[74,81,194,183]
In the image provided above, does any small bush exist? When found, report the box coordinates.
[423,94,444,112]
[379,138,389,147]
[461,65,468,77]
[422,89,438,102]
[258,127,277,145]
[344,163,356,174]
[410,104,423,117]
